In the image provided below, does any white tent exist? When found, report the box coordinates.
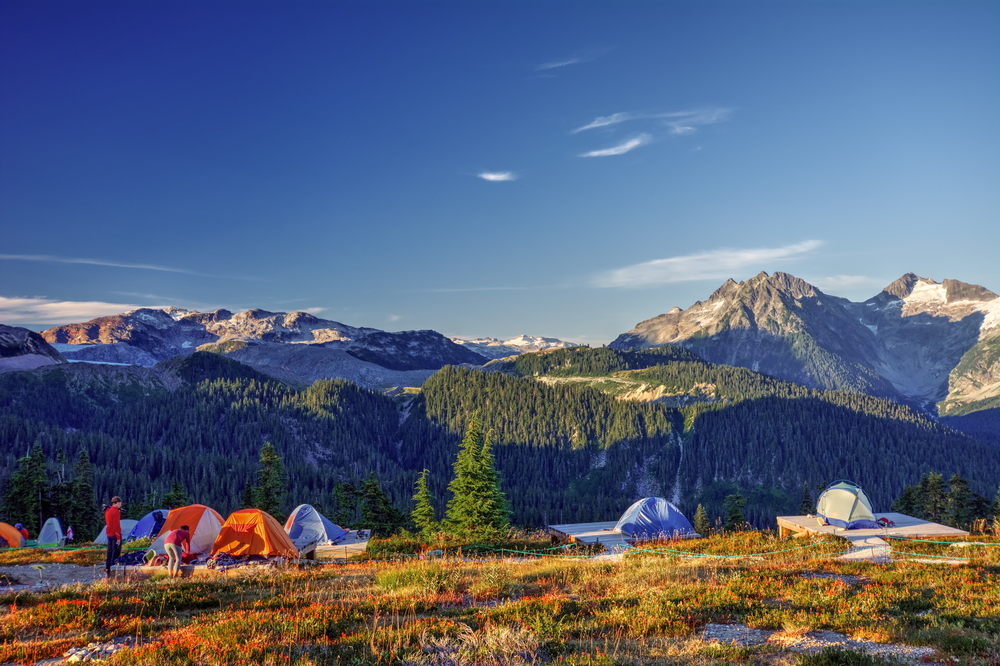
[38,517,65,547]
[146,505,225,557]
[94,519,139,545]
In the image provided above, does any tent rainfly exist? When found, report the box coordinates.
[613,497,698,543]
[128,509,169,542]
[213,509,298,559]
[284,504,347,548]
[94,519,139,545]
[147,505,225,558]
[0,523,24,548]
[816,480,879,530]
[38,517,65,547]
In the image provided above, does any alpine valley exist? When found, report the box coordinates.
[1,272,998,530]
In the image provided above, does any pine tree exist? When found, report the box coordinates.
[70,449,98,538]
[724,493,747,531]
[1,443,49,534]
[445,418,509,538]
[992,486,1000,520]
[946,473,974,529]
[798,483,813,515]
[162,479,191,509]
[254,442,287,522]
[51,450,73,530]
[693,503,711,536]
[333,482,361,528]
[241,480,257,509]
[411,469,436,538]
[361,472,406,538]
[921,472,946,523]
[475,431,510,536]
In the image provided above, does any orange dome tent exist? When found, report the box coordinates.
[0,523,24,548]
[147,505,225,558]
[212,509,298,559]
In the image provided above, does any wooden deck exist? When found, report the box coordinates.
[776,513,969,540]
[548,521,632,552]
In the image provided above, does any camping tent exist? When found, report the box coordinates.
[816,480,879,530]
[128,509,169,542]
[0,523,24,548]
[37,517,65,547]
[212,509,298,559]
[94,519,139,545]
[284,504,347,548]
[613,497,697,543]
[147,505,225,557]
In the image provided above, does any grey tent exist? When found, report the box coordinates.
[284,504,347,547]
[38,517,65,547]
[94,519,139,545]
[816,480,879,530]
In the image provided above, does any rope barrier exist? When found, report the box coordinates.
[884,536,1000,546]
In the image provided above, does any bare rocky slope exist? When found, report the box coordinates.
[610,272,1000,414]
[39,307,488,388]
[0,324,67,373]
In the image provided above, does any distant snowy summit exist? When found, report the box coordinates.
[451,334,577,359]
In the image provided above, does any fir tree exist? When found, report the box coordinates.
[411,469,436,538]
[361,472,406,538]
[798,483,813,515]
[333,482,361,529]
[693,503,711,536]
[475,431,510,535]
[921,472,946,523]
[162,479,191,509]
[946,473,974,529]
[724,493,747,531]
[50,449,73,529]
[254,442,287,522]
[445,418,509,538]
[1,443,49,533]
[993,486,1000,520]
[70,449,98,538]
[241,480,257,509]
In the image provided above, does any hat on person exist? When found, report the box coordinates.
[14,523,21,529]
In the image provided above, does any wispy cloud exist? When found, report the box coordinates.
[388,314,402,322]
[573,107,732,135]
[537,58,584,71]
[0,253,256,280]
[593,240,824,288]
[572,112,640,133]
[0,296,148,325]
[302,307,328,315]
[579,134,651,158]
[477,171,518,182]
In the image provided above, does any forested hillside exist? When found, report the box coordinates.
[1,350,998,535]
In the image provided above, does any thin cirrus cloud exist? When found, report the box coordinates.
[572,107,732,135]
[593,241,824,288]
[477,171,517,182]
[0,296,149,325]
[0,253,256,280]
[579,134,651,158]
[536,57,584,71]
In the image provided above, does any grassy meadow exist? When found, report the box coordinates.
[1,530,998,665]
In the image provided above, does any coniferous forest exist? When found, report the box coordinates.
[1,350,998,538]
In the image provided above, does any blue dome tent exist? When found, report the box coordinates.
[613,497,698,543]
[127,509,169,542]
[284,504,347,548]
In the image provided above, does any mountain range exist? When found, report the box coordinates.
[611,272,1000,417]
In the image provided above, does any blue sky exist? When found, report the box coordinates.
[1,1,997,343]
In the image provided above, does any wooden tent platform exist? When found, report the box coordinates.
[776,513,968,540]
[548,522,632,552]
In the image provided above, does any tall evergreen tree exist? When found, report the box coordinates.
[798,484,813,515]
[411,469,436,538]
[361,472,406,537]
[333,482,362,529]
[946,473,974,529]
[693,504,711,536]
[241,480,257,509]
[445,418,509,538]
[70,449,98,538]
[992,486,1000,520]
[724,493,747,531]
[1,443,49,534]
[162,479,191,509]
[921,472,946,523]
[475,431,510,535]
[51,449,73,529]
[254,442,287,521]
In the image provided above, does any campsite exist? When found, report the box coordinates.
[1,476,999,665]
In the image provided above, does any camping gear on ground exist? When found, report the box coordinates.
[115,551,146,567]
[877,517,895,528]
[212,508,298,560]
[0,523,24,548]
[146,505,225,558]
[95,519,139,545]
[127,509,169,542]
[816,480,880,530]
[284,504,347,548]
[37,517,65,547]
[613,497,697,543]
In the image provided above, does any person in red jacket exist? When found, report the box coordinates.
[104,497,123,578]
[15,523,29,543]
[164,525,191,578]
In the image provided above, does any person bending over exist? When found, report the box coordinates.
[104,497,123,579]
[165,525,191,578]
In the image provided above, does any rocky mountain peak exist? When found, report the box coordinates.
[881,273,921,299]
[0,324,67,372]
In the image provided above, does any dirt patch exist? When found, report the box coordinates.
[0,564,106,593]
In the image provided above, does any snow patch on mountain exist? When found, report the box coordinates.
[451,335,577,359]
